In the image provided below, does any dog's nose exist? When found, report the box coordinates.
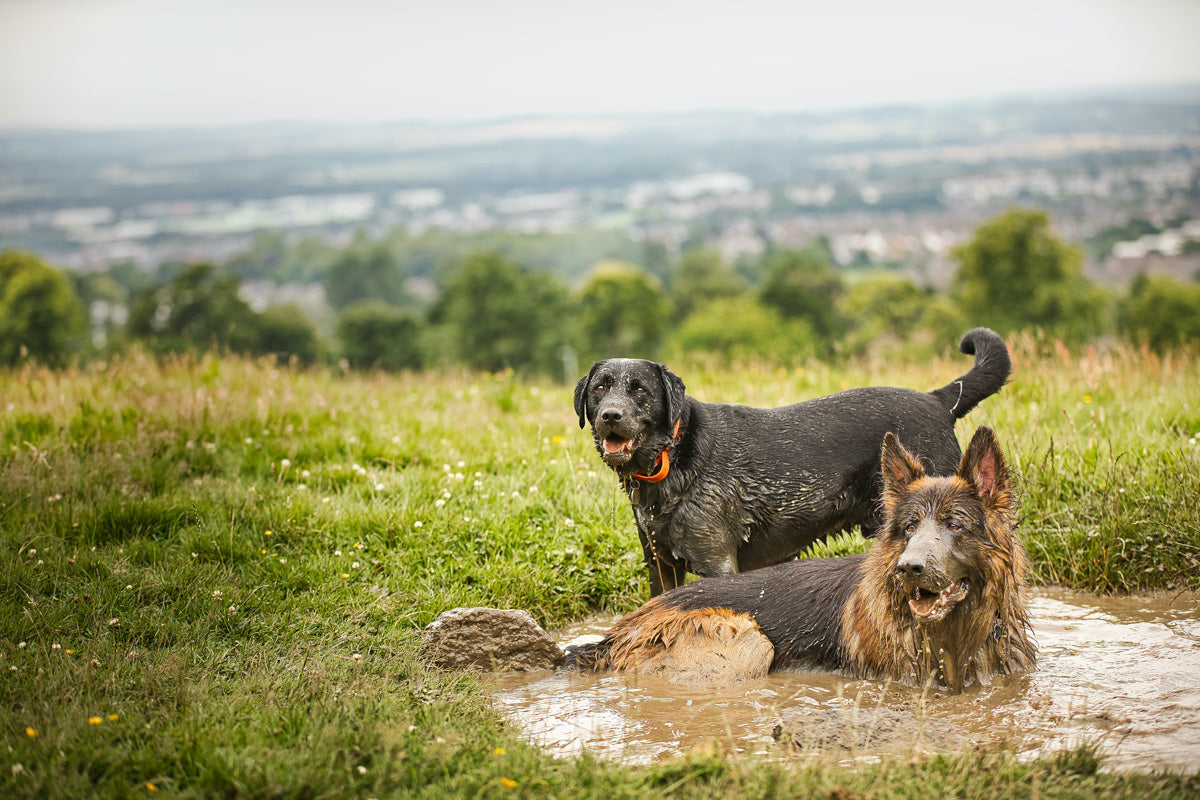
[600,408,624,424]
[895,555,924,579]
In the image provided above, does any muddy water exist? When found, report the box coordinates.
[488,587,1200,771]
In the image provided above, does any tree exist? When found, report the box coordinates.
[337,301,423,371]
[837,275,929,355]
[0,249,87,367]
[255,304,320,365]
[951,209,1108,340]
[127,262,260,355]
[668,248,743,322]
[758,247,845,345]
[325,241,410,311]
[1120,274,1200,353]
[433,252,572,375]
[670,296,817,364]
[576,260,669,361]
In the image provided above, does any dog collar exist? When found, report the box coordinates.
[632,419,680,483]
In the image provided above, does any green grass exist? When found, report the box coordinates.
[2,343,1198,798]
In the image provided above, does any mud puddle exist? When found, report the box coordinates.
[488,587,1200,771]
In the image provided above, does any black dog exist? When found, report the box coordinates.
[573,328,1012,596]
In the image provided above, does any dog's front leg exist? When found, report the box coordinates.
[635,522,687,596]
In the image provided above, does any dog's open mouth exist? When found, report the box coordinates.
[601,435,639,466]
[908,578,970,622]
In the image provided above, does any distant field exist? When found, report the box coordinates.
[2,341,1198,797]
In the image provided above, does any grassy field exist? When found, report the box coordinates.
[3,339,1198,798]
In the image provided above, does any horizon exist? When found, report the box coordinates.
[1,82,1198,137]
[3,0,1200,131]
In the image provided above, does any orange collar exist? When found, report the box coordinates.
[632,419,680,483]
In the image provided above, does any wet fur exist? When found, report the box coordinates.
[565,427,1036,692]
[574,328,1012,596]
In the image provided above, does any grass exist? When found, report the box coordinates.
[2,342,1198,798]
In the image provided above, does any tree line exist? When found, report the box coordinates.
[3,208,1199,376]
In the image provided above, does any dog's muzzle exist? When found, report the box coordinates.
[895,535,970,622]
[595,406,645,466]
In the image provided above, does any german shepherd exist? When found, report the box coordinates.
[574,328,1012,596]
[564,426,1036,692]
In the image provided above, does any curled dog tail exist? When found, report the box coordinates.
[930,328,1012,419]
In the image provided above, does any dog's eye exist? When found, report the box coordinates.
[594,385,606,394]
[904,523,916,537]
[634,387,646,395]
[947,521,963,532]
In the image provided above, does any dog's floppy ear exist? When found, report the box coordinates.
[959,425,1012,503]
[880,432,926,500]
[655,363,687,430]
[573,362,602,429]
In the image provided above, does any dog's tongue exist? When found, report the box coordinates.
[909,579,967,619]
[603,437,633,454]
[909,593,940,618]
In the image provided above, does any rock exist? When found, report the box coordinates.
[421,607,564,672]
[772,705,965,753]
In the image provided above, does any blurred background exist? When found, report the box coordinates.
[2,0,1199,374]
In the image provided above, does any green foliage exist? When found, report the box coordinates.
[951,209,1109,341]
[325,240,411,311]
[669,248,744,323]
[838,274,928,355]
[126,262,321,362]
[0,249,87,367]
[758,247,846,345]
[127,262,261,355]
[337,300,424,371]
[433,251,573,375]
[670,296,817,364]
[576,260,670,361]
[255,303,321,365]
[1120,273,1200,352]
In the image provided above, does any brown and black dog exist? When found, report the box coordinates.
[564,426,1036,692]
[573,328,1012,596]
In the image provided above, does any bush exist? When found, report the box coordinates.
[1120,274,1200,352]
[337,301,424,371]
[255,304,321,365]
[670,296,817,364]
[0,249,87,367]
[575,260,669,361]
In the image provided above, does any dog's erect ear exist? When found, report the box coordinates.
[959,426,1011,502]
[655,363,687,430]
[573,362,602,429]
[880,432,926,498]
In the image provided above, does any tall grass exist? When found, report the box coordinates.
[2,343,1197,797]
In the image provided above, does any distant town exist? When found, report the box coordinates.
[2,88,1198,311]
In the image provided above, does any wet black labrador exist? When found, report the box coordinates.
[573,328,1012,596]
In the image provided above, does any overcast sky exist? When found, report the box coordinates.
[2,0,1199,129]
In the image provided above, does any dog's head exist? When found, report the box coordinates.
[879,426,1019,624]
[573,359,686,472]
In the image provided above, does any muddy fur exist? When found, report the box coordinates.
[570,606,774,685]
[573,328,1012,596]
[564,426,1036,692]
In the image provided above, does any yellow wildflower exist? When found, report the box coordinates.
[25,727,37,738]
[501,777,518,788]
[88,716,103,725]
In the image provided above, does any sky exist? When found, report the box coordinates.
[1,0,1199,130]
